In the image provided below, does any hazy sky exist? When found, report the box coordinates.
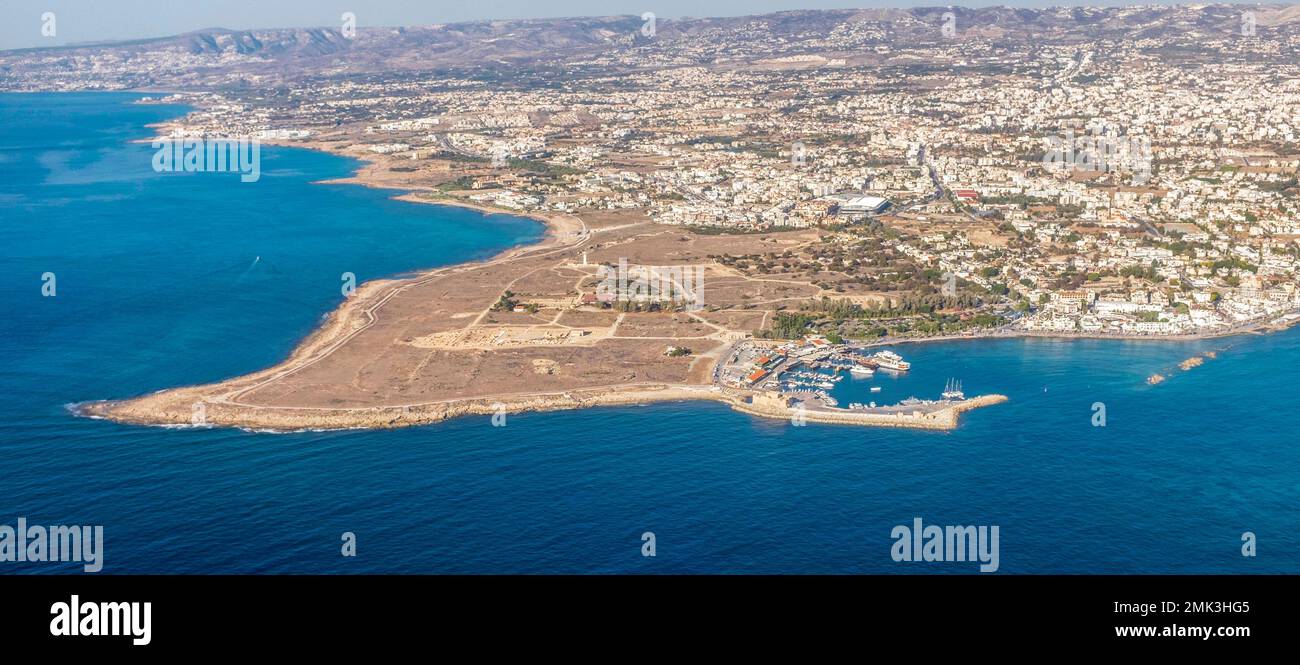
[0,0,1272,50]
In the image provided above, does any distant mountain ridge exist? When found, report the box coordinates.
[2,5,1298,90]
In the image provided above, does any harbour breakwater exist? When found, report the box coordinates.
[729,393,1009,431]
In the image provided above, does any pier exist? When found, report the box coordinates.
[730,392,1009,430]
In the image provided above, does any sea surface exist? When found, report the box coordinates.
[2,92,1296,574]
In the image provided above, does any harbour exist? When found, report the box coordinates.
[715,335,1003,428]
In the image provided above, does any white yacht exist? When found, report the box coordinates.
[870,350,911,372]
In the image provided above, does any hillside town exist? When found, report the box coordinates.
[24,6,1299,340]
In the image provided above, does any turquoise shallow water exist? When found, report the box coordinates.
[1,92,1297,573]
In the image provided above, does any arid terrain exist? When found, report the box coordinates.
[77,142,1010,432]
[79,185,838,429]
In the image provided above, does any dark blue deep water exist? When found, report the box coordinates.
[2,93,1296,573]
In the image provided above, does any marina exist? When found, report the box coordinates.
[716,336,991,424]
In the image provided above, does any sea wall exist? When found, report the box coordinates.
[729,394,1009,431]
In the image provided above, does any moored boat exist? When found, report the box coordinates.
[870,350,911,372]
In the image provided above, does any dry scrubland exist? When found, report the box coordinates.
[83,201,896,430]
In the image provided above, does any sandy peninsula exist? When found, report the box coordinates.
[79,130,1014,432]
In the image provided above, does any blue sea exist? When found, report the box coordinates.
[2,92,1296,574]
